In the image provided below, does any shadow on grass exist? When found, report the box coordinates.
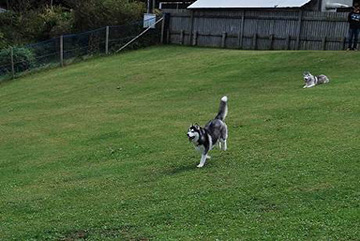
[166,157,221,175]
[167,162,198,175]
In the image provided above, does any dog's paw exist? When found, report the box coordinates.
[206,155,211,159]
[197,163,204,168]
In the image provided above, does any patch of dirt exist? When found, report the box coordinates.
[59,230,88,241]
[58,226,150,241]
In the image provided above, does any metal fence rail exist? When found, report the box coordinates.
[0,19,161,81]
[164,9,350,51]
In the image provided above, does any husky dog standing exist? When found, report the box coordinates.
[303,71,330,88]
[187,96,228,168]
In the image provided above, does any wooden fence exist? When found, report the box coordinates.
[163,9,350,50]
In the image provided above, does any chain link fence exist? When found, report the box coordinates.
[0,18,162,82]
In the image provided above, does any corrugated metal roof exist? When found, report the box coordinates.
[188,0,312,9]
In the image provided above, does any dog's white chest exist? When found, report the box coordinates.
[194,144,205,153]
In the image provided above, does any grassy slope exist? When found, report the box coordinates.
[0,46,359,240]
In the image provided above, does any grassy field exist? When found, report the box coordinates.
[0,46,359,240]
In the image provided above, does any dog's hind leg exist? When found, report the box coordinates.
[220,125,228,151]
[220,139,227,151]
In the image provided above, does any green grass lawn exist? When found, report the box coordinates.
[0,46,359,240]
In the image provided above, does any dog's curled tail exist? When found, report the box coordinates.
[215,96,228,121]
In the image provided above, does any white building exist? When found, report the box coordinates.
[188,0,354,12]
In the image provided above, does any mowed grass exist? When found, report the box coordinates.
[0,46,359,240]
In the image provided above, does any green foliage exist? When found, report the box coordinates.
[0,47,35,72]
[67,0,145,31]
[0,46,359,240]
[19,9,50,41]
[0,32,7,49]
[0,0,144,45]
[4,6,75,42]
[0,10,22,46]
[38,6,75,38]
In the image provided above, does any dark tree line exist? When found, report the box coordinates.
[0,0,145,48]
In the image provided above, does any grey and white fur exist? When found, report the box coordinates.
[187,96,228,168]
[303,71,330,88]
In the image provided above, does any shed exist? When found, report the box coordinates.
[187,0,354,12]
[188,0,312,9]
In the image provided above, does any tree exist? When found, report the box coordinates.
[0,0,145,46]
[65,0,145,31]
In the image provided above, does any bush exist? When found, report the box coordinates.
[0,1,145,48]
[67,0,145,31]
[0,6,75,47]
[0,47,36,73]
[0,32,8,49]
[39,6,75,38]
[0,10,23,46]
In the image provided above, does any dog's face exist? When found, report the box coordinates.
[187,125,200,143]
[303,71,314,84]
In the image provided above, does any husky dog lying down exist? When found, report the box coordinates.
[303,71,330,88]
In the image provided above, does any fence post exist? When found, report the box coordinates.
[193,31,198,46]
[161,16,166,44]
[222,32,227,48]
[269,34,274,50]
[322,36,326,50]
[180,30,184,45]
[166,29,170,43]
[10,47,15,79]
[189,11,194,45]
[60,35,64,67]
[161,13,170,44]
[342,37,346,50]
[253,33,257,50]
[286,35,291,50]
[296,10,303,50]
[105,26,109,54]
[238,10,245,49]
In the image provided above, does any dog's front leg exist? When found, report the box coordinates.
[197,153,208,168]
[307,83,315,88]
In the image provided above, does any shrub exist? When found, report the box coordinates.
[0,10,23,46]
[39,6,75,38]
[0,6,75,46]
[0,47,36,73]
[0,32,8,49]
[67,0,145,31]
